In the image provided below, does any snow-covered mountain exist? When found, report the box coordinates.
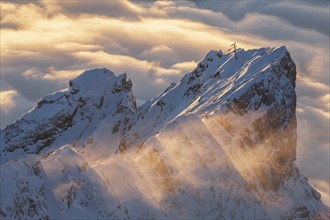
[1,46,329,219]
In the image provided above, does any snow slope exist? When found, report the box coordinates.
[1,46,329,219]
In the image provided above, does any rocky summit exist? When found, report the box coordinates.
[1,46,329,219]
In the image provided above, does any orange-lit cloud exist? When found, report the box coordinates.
[0,90,17,114]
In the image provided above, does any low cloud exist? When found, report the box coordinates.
[0,89,35,127]
[0,90,17,114]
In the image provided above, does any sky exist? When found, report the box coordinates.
[0,0,329,205]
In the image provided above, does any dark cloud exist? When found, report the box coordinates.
[2,0,40,4]
[2,72,65,101]
[233,14,329,45]
[52,0,143,19]
[257,2,329,36]
[191,0,267,20]
[166,2,329,46]
[191,0,329,36]
[3,52,78,71]
[0,22,22,30]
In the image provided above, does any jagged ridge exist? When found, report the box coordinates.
[0,46,329,219]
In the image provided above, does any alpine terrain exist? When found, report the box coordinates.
[1,46,329,219]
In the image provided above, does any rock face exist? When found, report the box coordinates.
[1,46,329,219]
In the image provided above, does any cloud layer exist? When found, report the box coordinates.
[1,0,329,205]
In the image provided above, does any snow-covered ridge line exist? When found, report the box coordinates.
[125,46,294,148]
[1,46,329,219]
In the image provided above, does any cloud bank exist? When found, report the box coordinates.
[0,0,329,205]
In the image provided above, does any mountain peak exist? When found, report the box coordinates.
[127,46,296,142]
[1,46,328,220]
[67,68,134,100]
[1,68,136,162]
[70,67,113,85]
